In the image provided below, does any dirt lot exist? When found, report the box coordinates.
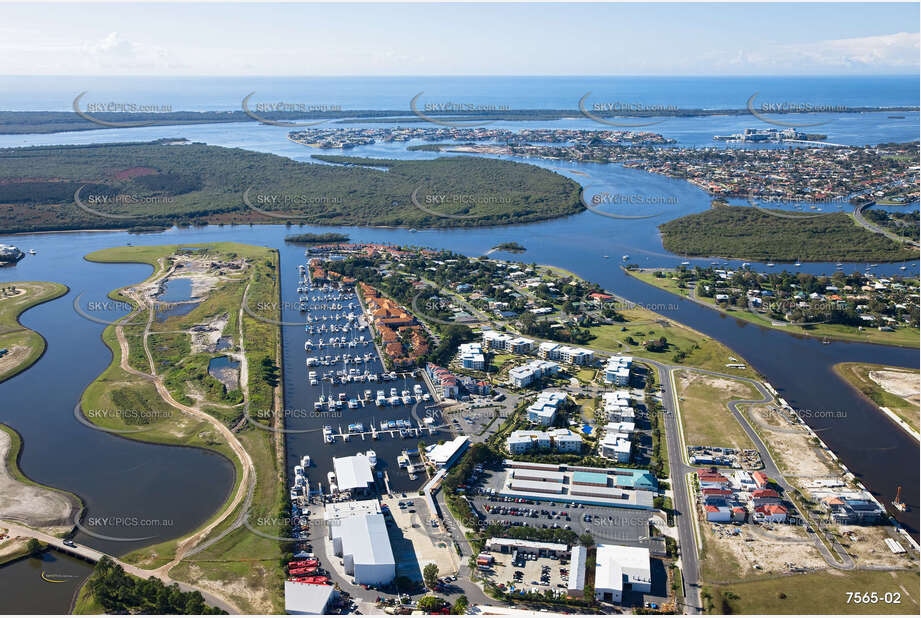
[837,524,918,569]
[869,369,920,406]
[702,520,827,581]
[190,314,230,353]
[746,405,839,478]
[0,344,28,377]
[381,496,459,579]
[0,429,79,528]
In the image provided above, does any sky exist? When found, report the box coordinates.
[0,2,918,76]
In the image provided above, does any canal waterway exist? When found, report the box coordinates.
[0,94,918,612]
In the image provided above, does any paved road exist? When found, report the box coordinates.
[853,201,920,248]
[663,365,856,575]
[642,358,703,615]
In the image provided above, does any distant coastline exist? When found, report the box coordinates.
[0,106,917,134]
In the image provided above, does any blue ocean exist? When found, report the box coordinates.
[0,74,917,111]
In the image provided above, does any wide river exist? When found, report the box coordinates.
[0,111,918,612]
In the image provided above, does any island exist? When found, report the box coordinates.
[0,141,582,234]
[491,242,526,253]
[0,281,68,383]
[3,106,915,135]
[656,201,918,263]
[284,232,350,244]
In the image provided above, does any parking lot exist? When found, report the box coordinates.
[442,389,521,443]
[460,466,652,544]
[471,494,651,544]
[479,549,571,598]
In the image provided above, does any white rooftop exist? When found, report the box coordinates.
[332,454,375,492]
[596,544,651,593]
[284,580,337,615]
[426,435,469,467]
[330,511,395,567]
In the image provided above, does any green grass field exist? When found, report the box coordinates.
[0,281,68,383]
[674,369,758,450]
[706,568,920,615]
[628,269,919,349]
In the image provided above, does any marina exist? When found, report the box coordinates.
[281,252,443,496]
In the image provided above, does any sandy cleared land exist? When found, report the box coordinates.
[713,525,828,579]
[838,524,917,570]
[0,344,28,377]
[0,428,79,528]
[0,534,30,564]
[835,362,920,434]
[869,370,920,406]
[746,405,839,478]
[180,562,275,615]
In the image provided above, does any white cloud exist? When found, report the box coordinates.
[716,32,920,73]
[78,32,177,72]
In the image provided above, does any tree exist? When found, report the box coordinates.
[452,595,469,615]
[26,538,43,555]
[423,562,440,589]
[417,595,448,612]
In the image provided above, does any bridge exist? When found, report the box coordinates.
[0,519,238,613]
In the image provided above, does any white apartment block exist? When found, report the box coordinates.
[458,342,486,370]
[538,342,595,365]
[509,359,560,388]
[524,390,566,425]
[482,330,535,354]
[604,356,633,385]
[506,428,583,454]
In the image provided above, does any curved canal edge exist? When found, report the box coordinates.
[0,281,69,383]
[72,242,286,613]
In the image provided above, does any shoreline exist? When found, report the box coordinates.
[0,281,70,383]
[832,362,920,442]
[624,267,920,350]
[0,423,83,530]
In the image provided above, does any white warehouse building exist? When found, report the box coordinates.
[594,544,651,604]
[326,500,395,586]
